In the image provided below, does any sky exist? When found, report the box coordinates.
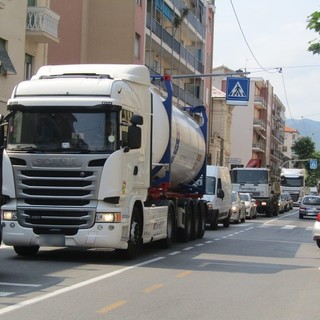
[213,0,320,121]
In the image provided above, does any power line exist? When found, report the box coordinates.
[229,0,273,74]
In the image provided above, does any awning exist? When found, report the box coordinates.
[0,40,16,74]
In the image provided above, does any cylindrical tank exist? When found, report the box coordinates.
[151,90,206,188]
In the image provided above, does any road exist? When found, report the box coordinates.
[0,209,319,320]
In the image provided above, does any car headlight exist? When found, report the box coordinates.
[95,212,121,223]
[232,205,237,211]
[2,210,18,221]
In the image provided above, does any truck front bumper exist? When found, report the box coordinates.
[1,221,129,250]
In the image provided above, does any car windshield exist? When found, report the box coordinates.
[302,197,320,205]
[5,110,119,153]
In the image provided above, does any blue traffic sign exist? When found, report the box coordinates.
[226,77,250,105]
[310,159,318,169]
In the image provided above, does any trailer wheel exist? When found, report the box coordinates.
[198,200,207,238]
[116,206,142,259]
[159,201,176,248]
[177,199,192,242]
[190,200,199,240]
[14,245,39,256]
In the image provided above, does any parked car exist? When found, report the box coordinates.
[312,213,320,248]
[278,193,287,213]
[231,191,246,223]
[239,192,257,219]
[283,192,293,211]
[299,195,320,219]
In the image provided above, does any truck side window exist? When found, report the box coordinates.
[120,109,133,147]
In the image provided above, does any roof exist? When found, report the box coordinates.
[212,86,226,98]
[285,126,299,133]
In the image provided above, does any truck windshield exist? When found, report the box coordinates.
[6,110,118,153]
[280,177,303,187]
[231,170,268,184]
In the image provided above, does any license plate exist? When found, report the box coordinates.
[39,234,65,246]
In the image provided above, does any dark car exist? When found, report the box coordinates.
[299,195,320,219]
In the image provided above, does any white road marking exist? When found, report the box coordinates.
[282,225,296,230]
[0,256,165,316]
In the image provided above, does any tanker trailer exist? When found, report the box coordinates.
[0,64,208,259]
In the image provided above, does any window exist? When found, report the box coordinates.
[121,109,134,147]
[24,54,33,80]
[0,38,16,75]
[134,33,140,59]
[136,0,142,5]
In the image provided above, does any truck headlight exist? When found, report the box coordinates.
[2,210,18,221]
[95,212,121,223]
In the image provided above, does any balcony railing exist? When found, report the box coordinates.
[146,13,204,74]
[26,7,60,43]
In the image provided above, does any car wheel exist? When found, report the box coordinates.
[317,239,320,248]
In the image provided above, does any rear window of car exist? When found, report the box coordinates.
[303,197,320,205]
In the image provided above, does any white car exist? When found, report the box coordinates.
[312,213,320,248]
[239,192,257,219]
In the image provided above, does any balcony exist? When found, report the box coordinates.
[253,118,266,131]
[254,95,267,110]
[252,142,265,153]
[26,7,60,43]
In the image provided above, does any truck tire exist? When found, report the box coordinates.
[159,201,176,249]
[116,206,142,259]
[198,200,207,238]
[190,200,199,240]
[14,245,39,256]
[177,199,192,242]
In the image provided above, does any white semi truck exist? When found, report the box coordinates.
[231,167,280,217]
[280,168,307,205]
[0,64,208,259]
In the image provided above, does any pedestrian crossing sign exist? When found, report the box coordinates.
[226,77,250,105]
[310,159,317,169]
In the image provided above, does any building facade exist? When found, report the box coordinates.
[0,0,60,114]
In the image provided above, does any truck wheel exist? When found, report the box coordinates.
[198,200,207,238]
[177,199,192,242]
[159,201,175,248]
[14,245,39,256]
[117,207,142,259]
[190,200,199,240]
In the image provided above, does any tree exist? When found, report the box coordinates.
[307,11,320,54]
[291,136,315,166]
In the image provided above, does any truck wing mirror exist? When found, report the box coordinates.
[127,115,143,150]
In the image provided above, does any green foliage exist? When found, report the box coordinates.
[291,136,315,164]
[307,11,320,54]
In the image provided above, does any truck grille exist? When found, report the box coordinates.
[11,154,105,231]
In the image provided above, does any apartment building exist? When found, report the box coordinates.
[212,65,286,178]
[283,126,301,165]
[0,0,60,114]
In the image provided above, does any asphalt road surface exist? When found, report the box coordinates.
[0,208,319,320]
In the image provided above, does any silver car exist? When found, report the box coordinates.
[299,195,320,219]
[231,191,246,223]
